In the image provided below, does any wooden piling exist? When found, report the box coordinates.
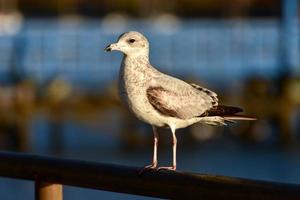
[35,181,63,200]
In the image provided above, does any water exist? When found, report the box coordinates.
[0,19,299,87]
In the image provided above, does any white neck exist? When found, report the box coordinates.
[124,53,150,65]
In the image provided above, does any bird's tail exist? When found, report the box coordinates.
[224,114,257,121]
[202,105,257,122]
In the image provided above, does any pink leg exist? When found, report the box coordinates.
[139,126,159,174]
[158,127,177,171]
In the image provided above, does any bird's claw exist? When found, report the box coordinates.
[157,166,176,171]
[138,163,158,175]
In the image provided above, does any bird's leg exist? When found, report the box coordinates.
[158,127,177,171]
[139,126,159,174]
[146,126,159,168]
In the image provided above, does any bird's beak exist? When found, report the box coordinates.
[104,43,118,52]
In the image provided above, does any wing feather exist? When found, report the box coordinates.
[146,82,218,119]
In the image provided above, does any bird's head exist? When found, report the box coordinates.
[105,31,149,57]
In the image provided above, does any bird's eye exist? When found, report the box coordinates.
[128,39,135,43]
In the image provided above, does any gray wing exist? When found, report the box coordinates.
[146,77,218,119]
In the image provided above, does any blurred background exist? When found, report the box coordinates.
[0,0,299,199]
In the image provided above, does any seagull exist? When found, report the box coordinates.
[105,31,256,172]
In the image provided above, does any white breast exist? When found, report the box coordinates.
[119,56,166,127]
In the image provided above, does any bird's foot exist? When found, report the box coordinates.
[157,166,176,171]
[138,163,158,175]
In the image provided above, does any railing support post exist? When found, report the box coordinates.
[35,181,63,200]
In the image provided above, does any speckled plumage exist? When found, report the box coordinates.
[105,31,255,171]
[115,32,223,130]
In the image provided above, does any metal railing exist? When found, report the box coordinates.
[0,151,300,200]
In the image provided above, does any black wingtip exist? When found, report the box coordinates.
[201,105,244,117]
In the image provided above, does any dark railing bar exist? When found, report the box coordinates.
[0,151,299,200]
